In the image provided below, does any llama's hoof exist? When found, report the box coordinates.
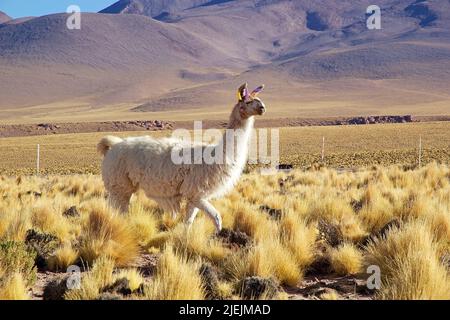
[214,220,222,234]
[214,226,223,235]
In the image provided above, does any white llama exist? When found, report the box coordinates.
[97,83,266,232]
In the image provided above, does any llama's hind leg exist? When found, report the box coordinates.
[194,199,222,232]
[185,202,199,227]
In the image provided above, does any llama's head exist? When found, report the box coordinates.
[236,83,266,119]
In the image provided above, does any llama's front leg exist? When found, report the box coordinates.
[194,199,222,232]
[109,191,132,213]
[105,176,136,214]
[185,202,199,227]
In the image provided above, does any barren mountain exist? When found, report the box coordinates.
[0,0,449,123]
[0,10,11,24]
[0,12,242,109]
[100,0,213,18]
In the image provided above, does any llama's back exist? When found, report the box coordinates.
[101,136,188,198]
[100,135,245,201]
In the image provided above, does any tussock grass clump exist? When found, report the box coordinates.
[145,231,171,250]
[47,242,79,271]
[78,203,139,267]
[365,221,450,300]
[31,204,70,240]
[232,203,278,241]
[319,288,341,300]
[224,236,302,287]
[0,241,37,285]
[308,196,367,242]
[127,202,159,246]
[113,269,144,292]
[423,210,450,253]
[0,209,31,241]
[144,245,205,300]
[328,243,364,275]
[170,219,229,264]
[279,212,316,269]
[64,256,115,300]
[215,281,234,299]
[0,273,29,300]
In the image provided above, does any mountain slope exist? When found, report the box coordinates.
[0,12,243,109]
[0,0,449,122]
[99,0,215,18]
[115,0,450,114]
[0,10,11,24]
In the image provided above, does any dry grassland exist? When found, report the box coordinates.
[0,164,449,300]
[0,122,448,175]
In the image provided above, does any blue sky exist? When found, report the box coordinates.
[0,0,118,19]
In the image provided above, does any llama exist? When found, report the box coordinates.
[97,83,266,232]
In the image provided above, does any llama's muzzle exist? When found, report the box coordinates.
[258,106,266,115]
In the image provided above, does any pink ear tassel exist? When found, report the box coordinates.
[242,88,249,100]
[252,85,264,95]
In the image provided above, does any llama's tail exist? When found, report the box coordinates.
[97,136,123,156]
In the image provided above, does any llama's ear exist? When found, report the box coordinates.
[250,84,265,98]
[237,83,249,101]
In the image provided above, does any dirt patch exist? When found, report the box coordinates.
[350,199,364,212]
[63,206,80,217]
[317,219,344,248]
[377,219,401,237]
[308,255,332,275]
[259,205,283,220]
[31,271,64,300]
[104,278,133,296]
[97,292,123,300]
[25,229,60,270]
[199,263,222,300]
[360,219,401,247]
[133,253,160,277]
[42,274,69,300]
[238,276,279,300]
[288,275,374,300]
[217,228,251,247]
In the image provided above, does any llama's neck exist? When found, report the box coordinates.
[204,109,255,199]
[221,107,255,166]
[227,108,254,131]
[227,113,255,132]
